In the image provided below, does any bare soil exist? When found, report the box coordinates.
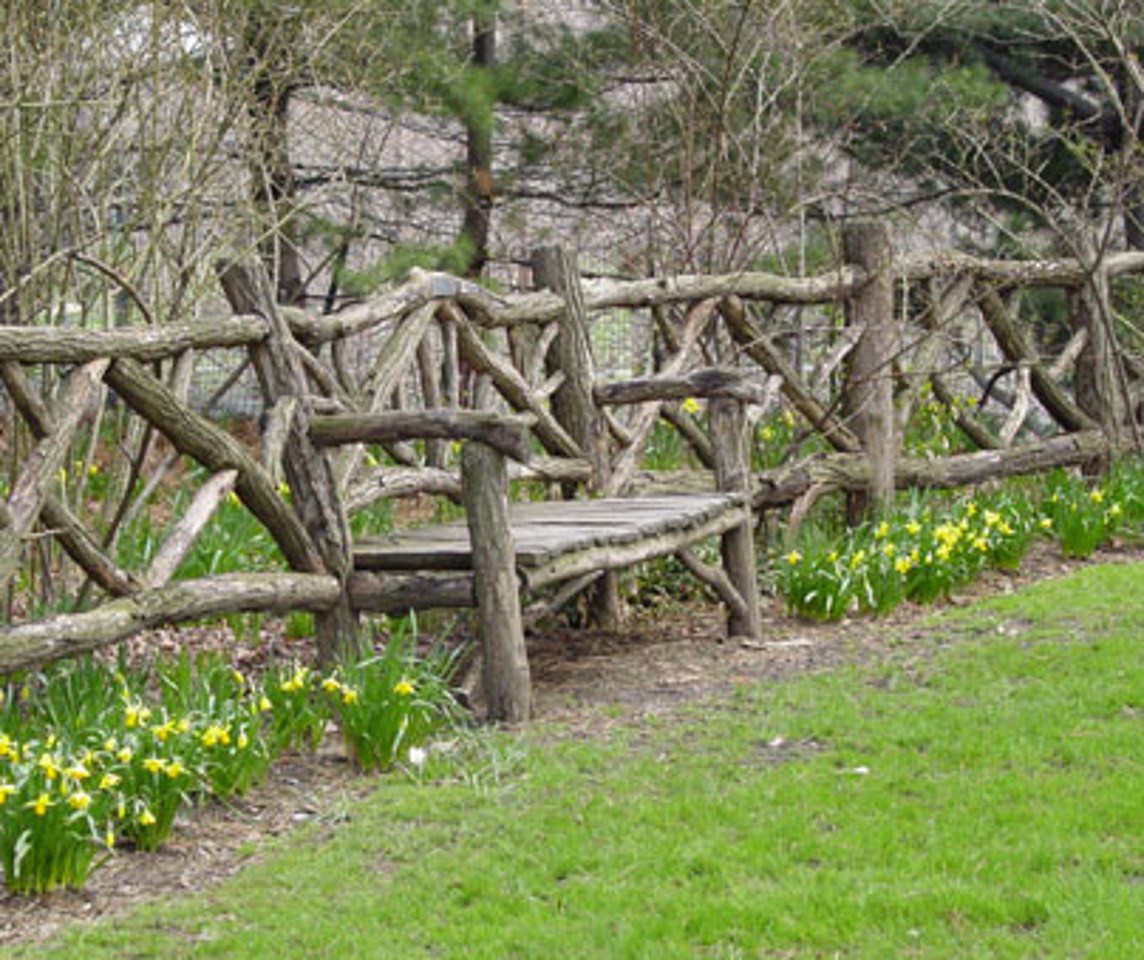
[3,541,1140,947]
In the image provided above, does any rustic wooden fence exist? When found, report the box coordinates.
[1,220,1142,719]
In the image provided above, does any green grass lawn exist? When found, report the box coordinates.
[16,563,1144,959]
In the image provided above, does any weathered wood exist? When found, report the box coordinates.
[528,251,620,628]
[416,334,448,468]
[710,398,762,639]
[336,301,442,490]
[347,570,474,612]
[522,571,604,628]
[842,221,897,517]
[720,297,862,453]
[0,360,137,596]
[595,367,774,407]
[462,443,532,723]
[440,302,583,459]
[142,470,238,588]
[674,547,749,625]
[999,366,1032,446]
[219,261,359,661]
[522,501,749,591]
[105,358,324,573]
[900,248,1144,286]
[534,246,610,487]
[353,493,746,573]
[919,274,1002,451]
[286,268,483,344]
[1071,247,1131,448]
[605,298,718,495]
[260,396,298,484]
[975,285,1096,433]
[0,573,342,673]
[0,316,268,363]
[345,467,463,513]
[311,410,535,464]
[0,360,109,586]
[752,430,1112,508]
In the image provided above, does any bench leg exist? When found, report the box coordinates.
[462,443,532,722]
[711,398,762,639]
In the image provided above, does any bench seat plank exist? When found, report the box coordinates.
[353,492,747,576]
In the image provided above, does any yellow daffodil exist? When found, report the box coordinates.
[983,510,1000,528]
[0,783,16,805]
[138,808,157,827]
[882,542,896,558]
[142,757,166,775]
[105,829,116,849]
[257,695,272,713]
[99,772,122,790]
[38,752,60,780]
[166,760,186,779]
[1039,517,1053,530]
[151,719,176,742]
[343,688,361,705]
[205,725,232,748]
[63,763,90,782]
[874,521,890,540]
[28,792,53,816]
[322,677,342,694]
[681,397,701,415]
[237,732,249,750]
[0,734,16,761]
[233,670,246,687]
[68,791,92,811]
[117,747,133,763]
[906,520,922,536]
[784,550,801,566]
[850,550,867,570]
[894,556,912,576]
[1090,489,1104,503]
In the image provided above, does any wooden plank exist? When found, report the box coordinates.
[352,493,747,572]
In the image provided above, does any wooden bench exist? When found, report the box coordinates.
[334,405,762,722]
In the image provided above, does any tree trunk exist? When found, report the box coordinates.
[842,221,897,519]
[459,12,496,278]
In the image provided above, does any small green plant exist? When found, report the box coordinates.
[776,494,1040,618]
[773,541,856,621]
[260,662,329,754]
[1040,471,1123,558]
[327,626,462,773]
[0,733,114,894]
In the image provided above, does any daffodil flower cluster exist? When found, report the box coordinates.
[776,494,1040,620]
[0,635,460,894]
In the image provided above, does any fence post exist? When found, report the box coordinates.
[842,221,897,518]
[531,245,622,628]
[710,397,762,639]
[461,442,532,722]
[1071,239,1132,457]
